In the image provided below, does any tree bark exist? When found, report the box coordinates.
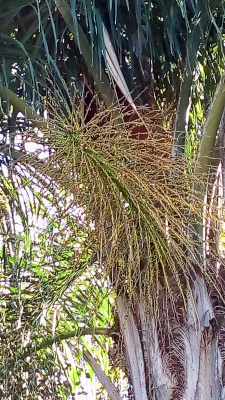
[116,280,225,400]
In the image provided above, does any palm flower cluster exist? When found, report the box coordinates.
[28,97,224,315]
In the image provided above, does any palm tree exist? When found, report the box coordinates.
[1,1,225,399]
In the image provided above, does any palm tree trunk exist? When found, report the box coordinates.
[116,280,224,400]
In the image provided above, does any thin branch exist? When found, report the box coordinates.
[173,6,217,158]
[193,71,225,251]
[83,349,122,400]
[195,71,225,178]
[20,327,113,360]
[0,82,44,129]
